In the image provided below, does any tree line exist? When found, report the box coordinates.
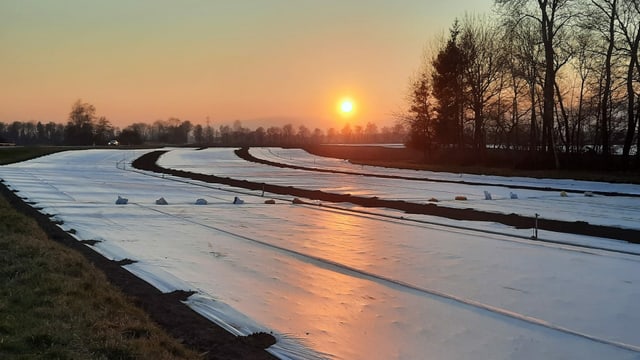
[0,100,406,147]
[404,0,640,169]
[0,101,115,146]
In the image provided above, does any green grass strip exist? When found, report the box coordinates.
[0,193,200,359]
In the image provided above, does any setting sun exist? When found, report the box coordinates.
[340,100,354,113]
[337,98,356,118]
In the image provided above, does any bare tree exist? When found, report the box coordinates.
[65,100,97,145]
[94,116,114,145]
[501,14,546,151]
[405,73,437,157]
[341,124,353,143]
[460,14,504,151]
[496,0,577,161]
[282,124,294,144]
[312,128,324,143]
[266,126,282,144]
[567,30,598,152]
[583,0,619,156]
[297,125,310,144]
[365,122,379,143]
[616,0,640,162]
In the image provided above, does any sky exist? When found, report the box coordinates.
[0,1,494,130]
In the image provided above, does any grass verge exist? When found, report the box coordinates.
[0,192,201,359]
[0,146,81,165]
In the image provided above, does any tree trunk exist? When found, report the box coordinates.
[541,7,556,157]
[576,75,586,153]
[529,81,538,152]
[473,99,484,150]
[600,0,616,157]
[543,46,555,154]
[555,81,571,153]
[622,31,639,165]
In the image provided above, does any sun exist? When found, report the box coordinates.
[335,96,358,119]
[340,100,354,113]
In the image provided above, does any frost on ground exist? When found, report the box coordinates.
[2,148,640,360]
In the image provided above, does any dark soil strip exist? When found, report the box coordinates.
[0,182,277,360]
[80,239,102,245]
[133,150,640,244]
[241,147,640,197]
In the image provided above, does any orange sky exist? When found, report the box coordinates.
[0,1,494,130]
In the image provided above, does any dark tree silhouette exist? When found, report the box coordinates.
[406,75,436,158]
[432,21,466,148]
[64,100,97,146]
[119,127,144,145]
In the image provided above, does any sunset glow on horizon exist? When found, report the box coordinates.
[0,1,494,130]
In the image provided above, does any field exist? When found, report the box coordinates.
[2,147,640,359]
